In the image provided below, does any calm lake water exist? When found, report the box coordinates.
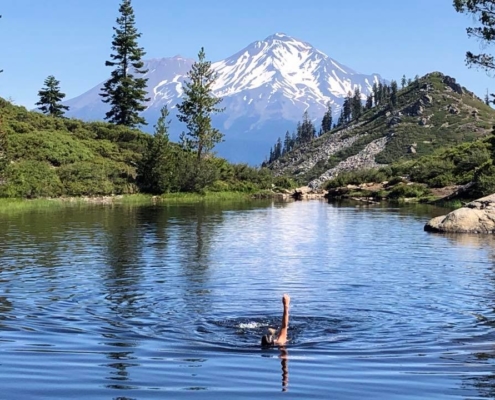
[1,200,495,399]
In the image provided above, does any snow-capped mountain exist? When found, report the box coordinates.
[65,33,384,163]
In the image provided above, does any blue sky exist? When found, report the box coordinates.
[2,0,494,107]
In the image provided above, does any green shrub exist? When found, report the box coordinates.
[427,173,455,188]
[9,131,94,166]
[387,183,430,199]
[57,161,114,196]
[1,161,63,198]
[471,163,495,198]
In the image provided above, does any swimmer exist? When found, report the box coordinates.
[261,294,290,347]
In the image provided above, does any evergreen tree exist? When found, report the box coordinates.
[401,75,407,89]
[177,47,224,160]
[321,102,333,133]
[485,89,491,105]
[275,137,283,159]
[377,82,384,106]
[365,93,373,110]
[35,75,69,117]
[390,80,398,108]
[454,0,495,72]
[291,131,297,148]
[100,0,149,127]
[351,87,362,120]
[343,92,352,123]
[407,78,412,86]
[372,82,379,107]
[337,109,344,127]
[300,111,316,142]
[283,131,291,154]
[137,105,174,194]
[268,146,274,163]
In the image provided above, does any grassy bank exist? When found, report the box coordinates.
[0,191,274,214]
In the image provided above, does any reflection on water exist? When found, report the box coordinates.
[0,201,495,399]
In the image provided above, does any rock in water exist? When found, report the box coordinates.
[424,194,495,233]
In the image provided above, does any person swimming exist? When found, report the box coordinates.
[261,294,290,347]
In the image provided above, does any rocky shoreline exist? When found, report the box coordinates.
[425,194,495,233]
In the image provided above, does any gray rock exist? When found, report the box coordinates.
[424,194,495,233]
[388,116,402,126]
[443,76,463,95]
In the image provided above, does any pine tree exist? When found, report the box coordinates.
[377,82,384,106]
[352,87,362,120]
[390,80,398,108]
[137,105,174,194]
[407,78,412,86]
[35,75,69,117]
[300,111,316,142]
[454,0,495,72]
[365,93,373,110]
[321,102,333,133]
[401,75,407,89]
[283,131,291,154]
[372,82,379,107]
[485,89,491,105]
[177,47,224,160]
[343,92,352,123]
[100,0,149,127]
[275,137,283,159]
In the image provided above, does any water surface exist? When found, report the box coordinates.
[1,200,495,399]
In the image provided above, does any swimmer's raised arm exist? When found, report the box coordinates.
[275,294,290,346]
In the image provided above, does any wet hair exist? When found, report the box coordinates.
[261,334,274,347]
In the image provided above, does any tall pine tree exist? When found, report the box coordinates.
[351,87,362,120]
[343,92,352,123]
[321,102,333,133]
[177,47,224,160]
[300,111,316,142]
[36,75,69,117]
[365,93,373,110]
[390,80,398,109]
[137,106,174,194]
[401,75,407,89]
[100,0,149,127]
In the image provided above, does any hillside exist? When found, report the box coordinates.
[0,99,279,199]
[268,72,495,188]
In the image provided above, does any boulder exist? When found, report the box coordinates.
[443,76,463,95]
[424,194,495,233]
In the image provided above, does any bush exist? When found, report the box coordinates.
[387,183,430,199]
[1,161,63,198]
[9,131,94,166]
[57,161,114,196]
[471,163,495,198]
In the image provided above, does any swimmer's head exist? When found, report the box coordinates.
[261,328,277,347]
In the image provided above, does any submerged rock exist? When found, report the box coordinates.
[424,194,495,233]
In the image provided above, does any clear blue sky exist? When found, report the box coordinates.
[2,0,494,108]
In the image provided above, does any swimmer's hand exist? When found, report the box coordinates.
[282,294,290,307]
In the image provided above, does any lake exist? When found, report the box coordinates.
[1,199,495,399]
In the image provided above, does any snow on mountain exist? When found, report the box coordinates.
[65,33,384,163]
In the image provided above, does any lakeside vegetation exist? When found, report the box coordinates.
[0,97,297,199]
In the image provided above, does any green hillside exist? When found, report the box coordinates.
[269,72,495,187]
[0,98,282,199]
